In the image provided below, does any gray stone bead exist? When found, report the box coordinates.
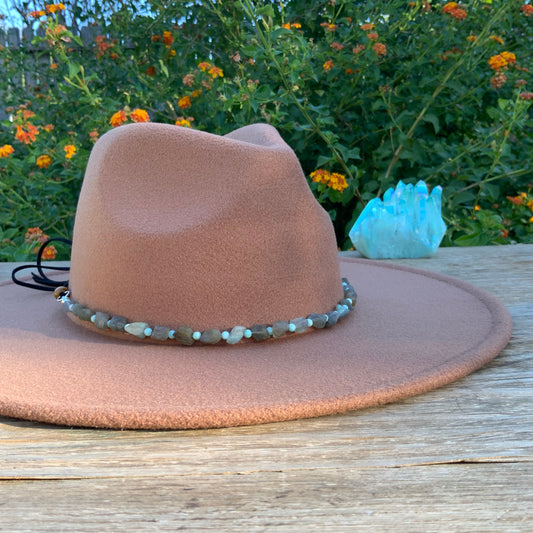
[124,322,149,339]
[340,298,353,310]
[325,310,340,328]
[108,315,128,332]
[272,320,290,338]
[151,326,170,341]
[290,317,308,334]
[175,326,194,345]
[71,303,93,321]
[308,313,328,329]
[251,324,270,341]
[200,329,222,344]
[344,285,357,300]
[226,326,246,344]
[337,304,350,318]
[93,311,110,330]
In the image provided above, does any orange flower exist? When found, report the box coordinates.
[507,195,524,206]
[520,4,533,16]
[0,144,14,158]
[15,124,39,144]
[310,169,348,192]
[191,89,202,98]
[46,3,65,14]
[474,205,481,211]
[323,59,334,71]
[89,130,99,142]
[208,66,223,79]
[25,227,48,244]
[110,110,127,128]
[41,245,57,260]
[466,35,477,42]
[36,154,52,168]
[178,96,191,109]
[353,44,366,54]
[450,8,467,20]
[22,110,35,119]
[328,172,348,192]
[373,42,387,58]
[145,66,156,76]
[361,23,375,31]
[490,72,507,89]
[64,144,76,159]
[330,42,344,51]
[130,108,150,123]
[282,23,290,29]
[198,61,211,71]
[175,118,192,128]
[162,31,174,47]
[442,2,458,13]
[291,23,302,29]
[29,10,46,18]
[151,35,161,42]
[520,92,533,101]
[527,199,533,211]
[320,22,338,32]
[501,51,516,65]
[367,32,379,41]
[489,35,504,44]
[488,54,508,70]
[43,124,55,132]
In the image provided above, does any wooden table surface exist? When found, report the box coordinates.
[1,245,531,532]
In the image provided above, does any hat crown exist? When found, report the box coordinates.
[70,123,342,331]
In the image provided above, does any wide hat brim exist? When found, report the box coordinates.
[0,257,511,430]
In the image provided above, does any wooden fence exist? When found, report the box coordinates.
[0,23,102,120]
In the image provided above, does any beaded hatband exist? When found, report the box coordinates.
[54,278,357,345]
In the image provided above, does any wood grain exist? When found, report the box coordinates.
[1,245,532,531]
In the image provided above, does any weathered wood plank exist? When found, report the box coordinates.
[0,464,531,532]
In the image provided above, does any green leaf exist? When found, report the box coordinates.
[158,60,169,78]
[423,113,440,134]
[256,5,275,18]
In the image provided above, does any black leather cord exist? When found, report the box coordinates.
[11,238,71,291]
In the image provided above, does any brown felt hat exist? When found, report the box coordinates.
[0,123,512,429]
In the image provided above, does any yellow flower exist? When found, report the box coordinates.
[191,89,203,98]
[178,96,192,109]
[208,66,223,79]
[501,51,516,65]
[328,172,348,192]
[110,109,127,127]
[36,154,52,168]
[175,118,192,128]
[162,31,174,47]
[323,59,334,71]
[442,2,458,13]
[488,54,508,70]
[489,35,504,45]
[64,144,76,159]
[130,108,150,123]
[466,35,477,42]
[0,144,14,158]
[198,61,211,71]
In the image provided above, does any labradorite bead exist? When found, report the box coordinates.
[251,324,270,341]
[340,298,353,310]
[272,320,290,338]
[108,315,128,332]
[71,303,92,321]
[175,326,194,345]
[344,285,357,300]
[200,329,222,344]
[290,317,308,334]
[124,322,149,339]
[151,326,170,341]
[337,304,350,318]
[307,313,328,329]
[94,311,110,330]
[226,326,246,344]
[325,311,340,328]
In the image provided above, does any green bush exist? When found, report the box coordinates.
[0,0,532,261]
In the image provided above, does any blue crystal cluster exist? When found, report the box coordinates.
[349,180,446,259]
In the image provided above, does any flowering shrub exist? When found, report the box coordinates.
[0,0,532,260]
